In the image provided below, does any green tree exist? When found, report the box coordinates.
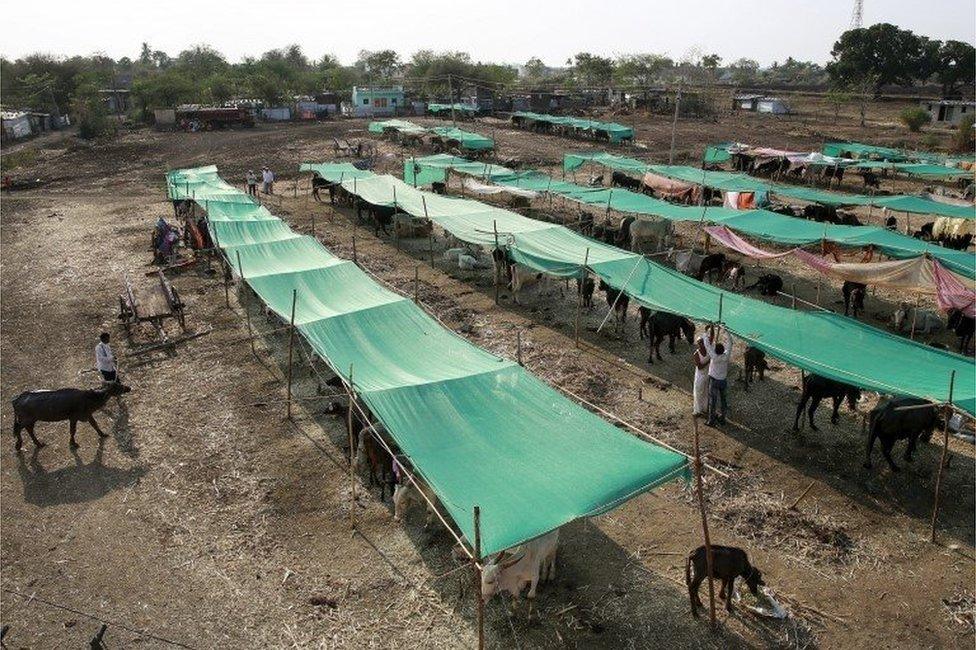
[827,24,927,93]
[727,58,759,85]
[953,114,974,153]
[899,106,931,132]
[613,54,673,86]
[355,49,401,82]
[522,57,546,82]
[935,40,976,96]
[571,52,614,86]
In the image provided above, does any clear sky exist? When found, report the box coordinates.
[2,0,974,66]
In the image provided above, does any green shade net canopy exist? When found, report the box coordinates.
[303,159,975,417]
[368,119,493,151]
[404,154,974,278]
[167,164,688,557]
[511,112,634,143]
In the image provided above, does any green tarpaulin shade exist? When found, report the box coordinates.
[511,112,634,143]
[306,159,976,417]
[427,103,479,116]
[168,164,688,558]
[409,154,974,278]
[566,151,976,224]
[708,142,971,180]
[369,119,493,151]
[823,142,976,171]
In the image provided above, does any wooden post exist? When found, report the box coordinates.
[816,276,822,307]
[414,266,420,303]
[693,417,717,629]
[717,293,724,323]
[575,248,590,347]
[237,251,256,356]
[791,283,797,309]
[930,371,955,543]
[393,185,400,251]
[347,364,357,530]
[516,329,523,366]
[492,221,500,305]
[352,234,358,265]
[910,293,920,340]
[286,289,297,419]
[473,506,485,650]
[311,211,316,237]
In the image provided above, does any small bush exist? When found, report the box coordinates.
[954,114,975,153]
[0,149,38,173]
[900,107,931,133]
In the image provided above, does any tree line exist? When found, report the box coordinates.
[0,23,971,137]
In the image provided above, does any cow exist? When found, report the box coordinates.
[913,222,935,240]
[598,280,629,333]
[392,473,439,527]
[12,383,131,450]
[576,276,595,309]
[685,545,765,617]
[893,303,943,334]
[884,215,898,231]
[310,177,332,203]
[864,397,939,472]
[742,346,768,389]
[842,281,866,318]
[629,218,674,254]
[393,214,433,239]
[508,264,545,305]
[859,171,881,189]
[792,374,861,432]
[948,308,975,354]
[481,529,559,608]
[803,204,837,223]
[746,273,783,297]
[458,253,490,271]
[357,203,396,236]
[355,425,393,500]
[639,308,695,363]
[611,170,642,190]
[835,210,862,226]
[697,253,728,284]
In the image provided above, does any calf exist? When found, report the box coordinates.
[746,273,783,297]
[12,383,131,450]
[864,397,939,472]
[598,280,629,333]
[742,346,768,389]
[685,545,765,617]
[611,170,642,190]
[482,529,559,606]
[697,253,727,284]
[392,472,439,527]
[576,276,595,309]
[948,308,975,354]
[842,281,866,318]
[639,308,695,363]
[393,215,433,239]
[913,222,935,240]
[355,426,393,500]
[509,264,544,305]
[793,374,861,431]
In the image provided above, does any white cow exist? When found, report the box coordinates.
[509,264,545,305]
[458,253,490,270]
[392,473,438,527]
[893,303,944,334]
[481,529,560,604]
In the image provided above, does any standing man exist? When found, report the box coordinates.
[95,332,117,383]
[703,324,732,426]
[262,166,275,195]
[246,170,258,196]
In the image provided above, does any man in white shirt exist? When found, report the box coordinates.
[261,167,274,195]
[703,324,732,426]
[95,332,117,383]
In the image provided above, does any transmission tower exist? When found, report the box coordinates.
[851,0,864,28]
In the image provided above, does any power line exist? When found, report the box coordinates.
[851,0,864,29]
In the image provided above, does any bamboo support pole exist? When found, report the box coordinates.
[474,506,485,650]
[236,251,256,356]
[414,266,420,303]
[910,293,920,340]
[930,371,955,543]
[492,221,500,305]
[516,329,523,365]
[347,364,357,530]
[693,417,717,630]
[285,289,298,419]
[575,248,590,347]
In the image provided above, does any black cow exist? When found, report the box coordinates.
[947,308,975,354]
[747,273,783,297]
[835,210,862,226]
[591,223,619,245]
[598,280,629,333]
[803,204,837,223]
[742,346,768,389]
[638,308,695,363]
[793,374,861,431]
[842,281,866,318]
[864,397,939,472]
[12,383,131,450]
[685,545,765,617]
[616,216,636,249]
[860,171,881,189]
[611,170,642,190]
[884,216,898,231]
[913,222,935,240]
[357,203,396,236]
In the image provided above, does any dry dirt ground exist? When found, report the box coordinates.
[1,97,974,649]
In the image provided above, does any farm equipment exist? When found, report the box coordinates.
[119,270,187,344]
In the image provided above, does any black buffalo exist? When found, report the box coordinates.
[747,273,783,297]
[685,545,765,617]
[947,308,975,354]
[12,383,131,450]
[638,308,695,363]
[598,280,629,333]
[742,346,768,389]
[697,253,727,283]
[576,276,595,309]
[793,374,861,431]
[864,397,939,472]
[611,170,642,190]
